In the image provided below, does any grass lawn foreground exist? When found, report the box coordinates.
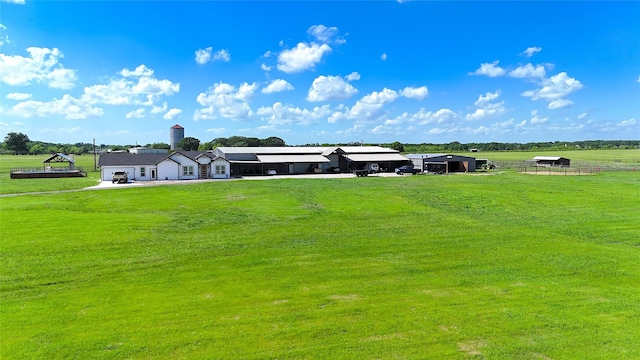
[1,153,639,358]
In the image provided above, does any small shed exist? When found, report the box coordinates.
[533,156,570,167]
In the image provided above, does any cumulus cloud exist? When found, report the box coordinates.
[194,82,257,121]
[330,88,399,123]
[2,0,25,4]
[126,108,146,119]
[82,64,179,106]
[277,42,332,73]
[509,63,546,78]
[577,112,588,120]
[6,92,31,100]
[0,47,77,89]
[262,79,294,94]
[307,75,358,102]
[307,25,345,44]
[163,108,182,120]
[381,53,388,61]
[206,127,227,134]
[470,60,505,77]
[195,47,230,64]
[256,102,331,126]
[385,108,456,126]
[346,72,360,81]
[548,99,574,110]
[637,75,640,83]
[521,72,583,109]
[261,63,271,71]
[401,86,429,100]
[7,94,104,119]
[150,101,167,114]
[466,90,506,121]
[522,47,542,57]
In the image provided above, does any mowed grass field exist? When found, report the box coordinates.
[2,169,639,358]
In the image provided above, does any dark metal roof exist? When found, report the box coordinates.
[98,153,170,166]
[42,153,75,163]
[98,151,222,167]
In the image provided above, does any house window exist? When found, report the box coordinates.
[140,167,146,177]
[183,166,194,176]
[215,165,226,175]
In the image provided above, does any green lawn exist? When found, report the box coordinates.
[2,171,639,359]
[477,149,640,164]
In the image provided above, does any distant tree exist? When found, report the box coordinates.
[4,132,30,154]
[147,142,171,150]
[29,143,44,154]
[177,137,200,151]
[390,141,404,152]
[262,136,286,147]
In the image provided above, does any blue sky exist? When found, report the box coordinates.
[1,1,639,146]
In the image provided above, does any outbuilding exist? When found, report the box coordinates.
[533,156,570,167]
[405,154,476,173]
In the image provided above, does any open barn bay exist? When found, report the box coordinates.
[2,172,639,359]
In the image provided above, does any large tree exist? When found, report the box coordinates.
[177,137,200,151]
[4,132,30,154]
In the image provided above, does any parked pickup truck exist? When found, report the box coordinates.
[112,171,128,184]
[395,165,421,175]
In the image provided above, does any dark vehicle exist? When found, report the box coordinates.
[112,171,128,184]
[395,165,421,175]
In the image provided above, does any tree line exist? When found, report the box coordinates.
[2,132,638,155]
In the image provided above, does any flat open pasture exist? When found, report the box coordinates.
[2,171,639,358]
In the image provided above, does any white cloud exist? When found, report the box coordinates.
[0,23,9,46]
[0,47,76,89]
[150,101,167,114]
[381,53,388,61]
[262,79,294,94]
[617,118,637,127]
[195,47,230,64]
[213,49,230,62]
[8,94,104,119]
[344,88,399,121]
[307,25,344,44]
[120,64,154,77]
[256,102,331,126]
[637,76,640,83]
[577,112,588,120]
[307,75,358,102]
[126,108,146,119]
[470,60,505,77]
[2,0,25,4]
[529,114,549,124]
[385,108,456,126]
[522,72,583,109]
[548,99,574,110]
[277,42,332,73]
[163,108,182,120]
[522,47,542,57]
[206,127,227,134]
[466,90,506,121]
[261,63,271,71]
[6,92,31,100]
[401,86,429,100]
[346,72,360,81]
[83,65,179,106]
[194,81,257,121]
[509,63,546,78]
[195,47,212,65]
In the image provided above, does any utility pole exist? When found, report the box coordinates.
[93,138,97,171]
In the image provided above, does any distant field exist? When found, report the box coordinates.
[477,149,640,164]
[2,171,639,358]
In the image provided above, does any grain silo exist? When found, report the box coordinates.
[170,124,184,150]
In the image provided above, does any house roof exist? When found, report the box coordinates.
[98,150,222,167]
[215,146,399,155]
[405,153,476,160]
[533,156,567,161]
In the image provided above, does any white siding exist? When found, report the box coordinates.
[157,159,180,180]
[212,158,231,178]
